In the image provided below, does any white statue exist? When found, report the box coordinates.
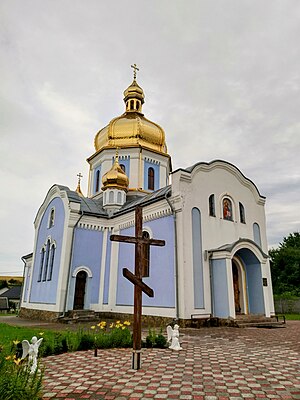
[21,336,43,374]
[167,324,182,351]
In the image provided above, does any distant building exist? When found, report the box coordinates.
[20,72,275,323]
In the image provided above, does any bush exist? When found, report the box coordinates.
[0,353,43,400]
[144,328,167,349]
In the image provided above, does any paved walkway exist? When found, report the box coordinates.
[42,321,300,400]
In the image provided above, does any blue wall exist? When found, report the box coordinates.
[116,216,175,308]
[211,259,230,317]
[103,231,112,304]
[30,197,65,304]
[192,208,204,308]
[144,160,160,191]
[68,227,104,309]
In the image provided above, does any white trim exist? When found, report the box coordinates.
[72,266,93,278]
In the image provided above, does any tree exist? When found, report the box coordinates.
[269,232,300,297]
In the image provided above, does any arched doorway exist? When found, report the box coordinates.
[232,258,248,315]
[232,260,241,313]
[73,270,87,310]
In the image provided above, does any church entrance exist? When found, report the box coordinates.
[232,257,248,315]
[73,270,87,310]
[232,261,241,313]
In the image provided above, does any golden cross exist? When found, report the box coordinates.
[131,63,139,80]
[77,172,83,184]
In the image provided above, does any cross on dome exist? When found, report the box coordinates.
[77,172,83,185]
[131,63,139,80]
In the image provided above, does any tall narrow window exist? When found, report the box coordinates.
[38,249,45,282]
[239,202,246,223]
[47,244,55,281]
[223,198,233,221]
[43,240,51,281]
[253,223,262,247]
[95,170,100,193]
[209,194,215,217]
[148,167,154,190]
[142,231,150,277]
[109,191,114,203]
[49,208,55,228]
[120,164,126,172]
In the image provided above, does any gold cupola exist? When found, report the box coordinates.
[101,154,129,192]
[94,77,168,155]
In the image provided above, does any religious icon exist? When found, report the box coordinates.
[223,198,232,220]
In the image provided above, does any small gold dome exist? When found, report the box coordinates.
[101,158,129,191]
[94,80,167,155]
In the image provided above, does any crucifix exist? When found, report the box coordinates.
[131,63,139,80]
[110,206,165,370]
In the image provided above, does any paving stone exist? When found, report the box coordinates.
[41,321,300,399]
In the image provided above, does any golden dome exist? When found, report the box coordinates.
[101,157,129,191]
[94,80,167,154]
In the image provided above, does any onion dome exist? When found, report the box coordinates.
[94,79,167,155]
[101,156,129,192]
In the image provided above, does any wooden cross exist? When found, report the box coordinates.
[131,63,139,80]
[110,206,165,369]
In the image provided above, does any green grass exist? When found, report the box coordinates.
[0,321,133,358]
[280,313,300,320]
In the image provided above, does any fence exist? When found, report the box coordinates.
[274,297,300,314]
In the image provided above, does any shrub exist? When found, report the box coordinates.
[0,353,43,400]
[144,328,167,349]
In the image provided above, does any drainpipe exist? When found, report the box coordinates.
[208,251,214,317]
[164,192,180,321]
[58,211,84,318]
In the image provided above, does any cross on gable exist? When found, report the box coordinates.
[110,205,165,369]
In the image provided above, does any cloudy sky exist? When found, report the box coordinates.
[1,0,299,275]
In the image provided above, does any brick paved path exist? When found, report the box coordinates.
[43,321,300,400]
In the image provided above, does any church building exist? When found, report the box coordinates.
[20,68,275,324]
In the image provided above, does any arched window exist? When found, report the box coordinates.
[109,190,114,203]
[142,231,150,277]
[49,208,55,228]
[43,239,51,281]
[253,223,262,247]
[223,198,233,221]
[38,248,45,282]
[95,170,100,193]
[120,164,126,172]
[117,191,122,204]
[47,244,55,281]
[239,202,246,223]
[148,167,155,190]
[209,194,215,217]
[130,100,134,110]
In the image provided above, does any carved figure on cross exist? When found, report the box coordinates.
[110,205,165,370]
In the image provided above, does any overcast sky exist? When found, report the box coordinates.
[1,0,299,276]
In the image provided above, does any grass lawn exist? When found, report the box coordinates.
[280,313,300,320]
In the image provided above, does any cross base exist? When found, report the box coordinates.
[132,350,141,370]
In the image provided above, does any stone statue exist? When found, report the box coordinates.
[21,336,43,373]
[167,324,182,350]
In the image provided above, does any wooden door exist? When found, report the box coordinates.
[232,262,241,313]
[73,271,87,310]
